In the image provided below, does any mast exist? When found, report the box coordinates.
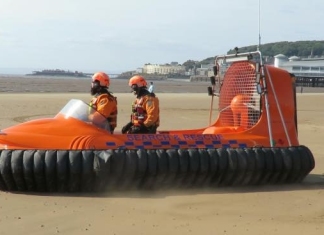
[257,0,261,51]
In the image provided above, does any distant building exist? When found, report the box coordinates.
[135,67,143,74]
[274,54,324,87]
[143,63,185,75]
[196,64,214,76]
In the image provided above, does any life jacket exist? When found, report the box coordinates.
[131,93,159,127]
[131,97,145,125]
[106,94,118,130]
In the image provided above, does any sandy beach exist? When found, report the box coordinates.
[0,76,324,235]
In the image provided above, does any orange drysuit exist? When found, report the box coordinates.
[89,93,117,133]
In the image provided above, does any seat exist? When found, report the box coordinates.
[230,94,250,129]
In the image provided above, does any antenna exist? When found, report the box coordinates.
[257,0,261,51]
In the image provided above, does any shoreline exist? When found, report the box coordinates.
[1,76,324,93]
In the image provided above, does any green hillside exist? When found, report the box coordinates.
[228,40,324,57]
[183,40,324,70]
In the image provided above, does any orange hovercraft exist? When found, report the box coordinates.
[0,50,315,192]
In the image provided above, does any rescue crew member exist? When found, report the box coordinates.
[121,75,160,134]
[89,72,118,134]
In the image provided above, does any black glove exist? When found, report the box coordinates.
[130,125,141,134]
[130,124,147,134]
[121,122,133,134]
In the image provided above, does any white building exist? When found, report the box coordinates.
[274,54,324,78]
[196,63,214,76]
[143,63,186,75]
[135,67,143,73]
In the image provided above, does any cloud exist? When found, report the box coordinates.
[1,0,324,73]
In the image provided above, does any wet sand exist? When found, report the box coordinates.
[0,76,323,235]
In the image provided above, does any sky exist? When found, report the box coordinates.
[0,0,323,74]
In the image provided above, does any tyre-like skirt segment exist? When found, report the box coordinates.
[0,146,315,192]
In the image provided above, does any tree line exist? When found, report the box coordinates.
[183,40,324,71]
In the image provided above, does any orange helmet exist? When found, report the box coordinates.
[129,75,147,88]
[92,72,110,87]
